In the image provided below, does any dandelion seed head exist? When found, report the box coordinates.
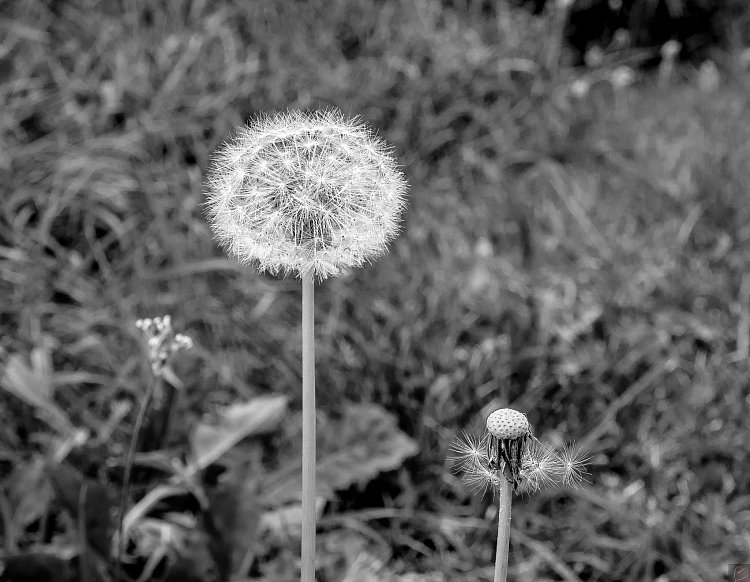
[204,109,409,279]
[449,411,589,499]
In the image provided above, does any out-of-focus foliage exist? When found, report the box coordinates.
[523,0,750,64]
[1,0,750,580]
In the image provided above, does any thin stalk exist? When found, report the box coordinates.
[494,478,513,582]
[301,274,316,582]
[115,377,158,582]
[79,482,89,582]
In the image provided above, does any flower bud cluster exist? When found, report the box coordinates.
[135,315,193,376]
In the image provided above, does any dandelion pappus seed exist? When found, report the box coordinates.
[553,442,591,488]
[517,437,559,494]
[449,431,489,472]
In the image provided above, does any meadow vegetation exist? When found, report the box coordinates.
[2,0,750,580]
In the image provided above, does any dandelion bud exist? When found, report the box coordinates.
[204,109,408,280]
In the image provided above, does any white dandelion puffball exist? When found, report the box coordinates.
[204,109,408,279]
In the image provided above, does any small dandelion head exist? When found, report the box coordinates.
[204,109,409,280]
[449,411,589,499]
[486,408,531,491]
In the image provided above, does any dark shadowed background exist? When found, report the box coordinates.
[2,1,750,581]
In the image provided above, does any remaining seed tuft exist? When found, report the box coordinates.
[553,442,590,488]
[448,431,489,474]
[450,408,588,497]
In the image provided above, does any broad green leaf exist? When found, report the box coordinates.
[6,456,54,531]
[188,395,288,472]
[261,403,418,506]
[1,353,75,436]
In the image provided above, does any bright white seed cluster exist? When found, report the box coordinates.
[204,109,408,280]
[449,408,588,497]
[135,315,193,376]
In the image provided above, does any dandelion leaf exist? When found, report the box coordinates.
[264,403,418,505]
[189,395,288,471]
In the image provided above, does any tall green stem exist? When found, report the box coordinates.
[494,478,512,582]
[301,275,316,582]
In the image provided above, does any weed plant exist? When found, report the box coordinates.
[204,109,407,582]
[451,409,589,581]
[1,0,750,580]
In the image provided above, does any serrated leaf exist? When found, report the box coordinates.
[188,395,288,472]
[262,403,418,506]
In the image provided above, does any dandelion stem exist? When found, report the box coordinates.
[301,274,316,582]
[494,477,513,582]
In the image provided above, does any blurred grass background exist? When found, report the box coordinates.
[2,0,750,580]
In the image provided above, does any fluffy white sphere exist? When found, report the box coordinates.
[204,109,408,279]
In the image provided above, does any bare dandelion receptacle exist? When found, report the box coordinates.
[486,408,531,491]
